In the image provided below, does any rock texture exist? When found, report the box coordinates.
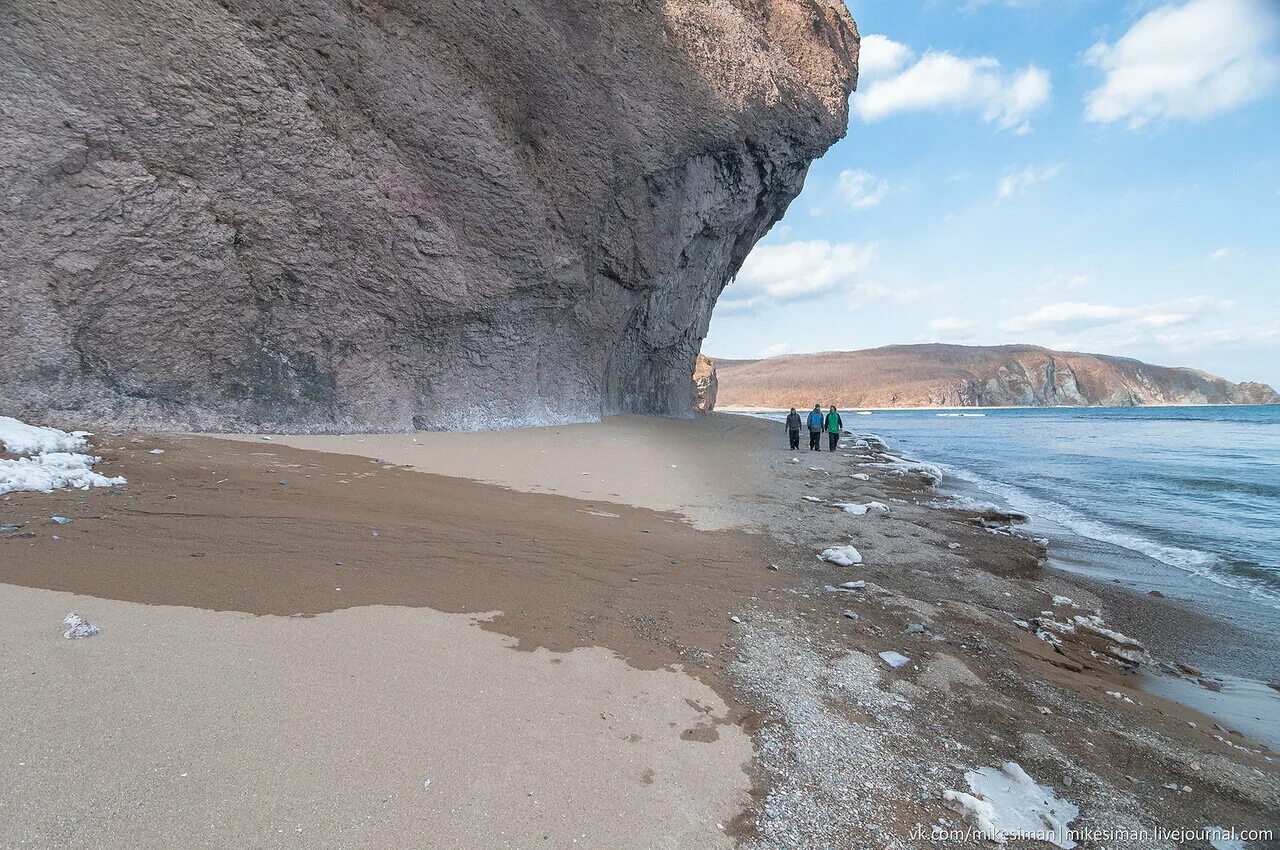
[0,0,858,432]
[712,344,1280,408]
[692,353,718,414]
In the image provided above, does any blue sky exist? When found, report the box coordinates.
[703,0,1280,387]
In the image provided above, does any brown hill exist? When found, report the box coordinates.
[710,344,1280,409]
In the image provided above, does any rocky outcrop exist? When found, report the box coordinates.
[713,344,1280,408]
[693,353,717,414]
[0,0,858,432]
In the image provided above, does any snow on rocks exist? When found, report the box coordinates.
[943,762,1078,848]
[824,581,866,594]
[818,545,863,566]
[1030,607,1148,672]
[833,501,889,516]
[849,472,870,481]
[63,612,100,639]
[0,417,126,496]
[802,496,824,503]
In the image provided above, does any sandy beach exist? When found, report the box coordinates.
[3,414,1277,849]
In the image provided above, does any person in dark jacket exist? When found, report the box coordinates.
[806,404,824,451]
[785,408,801,450]
[825,406,843,451]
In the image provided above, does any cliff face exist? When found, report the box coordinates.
[713,345,1280,408]
[0,0,858,432]
[692,353,718,414]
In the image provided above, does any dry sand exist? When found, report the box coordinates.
[1,419,775,849]
[1,587,750,850]
[222,414,773,530]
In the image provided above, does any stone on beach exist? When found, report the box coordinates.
[63,612,100,640]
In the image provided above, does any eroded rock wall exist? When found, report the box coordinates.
[0,0,858,431]
[693,352,717,413]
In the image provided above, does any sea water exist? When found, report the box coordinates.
[752,405,1280,672]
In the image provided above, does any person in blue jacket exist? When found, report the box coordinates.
[806,404,824,451]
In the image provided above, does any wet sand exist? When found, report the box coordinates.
[3,414,1278,849]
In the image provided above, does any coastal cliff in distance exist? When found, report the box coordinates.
[1,0,858,432]
[712,344,1280,408]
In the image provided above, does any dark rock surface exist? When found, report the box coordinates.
[1,0,858,431]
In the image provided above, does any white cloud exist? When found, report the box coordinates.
[1149,320,1280,348]
[859,34,913,80]
[1083,0,1280,129]
[854,37,1051,132]
[1000,296,1234,333]
[759,342,794,358]
[837,169,888,209]
[997,163,1064,198]
[929,317,979,339]
[719,240,877,313]
[852,281,930,303]
[1211,247,1235,260]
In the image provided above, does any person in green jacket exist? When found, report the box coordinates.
[825,406,843,452]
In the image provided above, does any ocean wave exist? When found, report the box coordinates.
[936,413,986,417]
[937,462,1280,609]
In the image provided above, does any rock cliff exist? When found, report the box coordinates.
[0,0,858,431]
[692,353,717,414]
[712,345,1280,408]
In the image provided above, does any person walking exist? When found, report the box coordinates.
[825,405,843,452]
[785,407,802,451]
[807,404,824,451]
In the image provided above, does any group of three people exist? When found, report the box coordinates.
[786,404,843,452]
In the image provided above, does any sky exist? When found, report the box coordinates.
[703,0,1280,387]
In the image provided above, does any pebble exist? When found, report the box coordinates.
[730,615,743,624]
[51,516,72,525]
[906,623,926,634]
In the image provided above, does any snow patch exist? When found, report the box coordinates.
[0,417,126,496]
[944,762,1077,848]
[2,452,127,496]
[878,650,910,668]
[834,501,889,516]
[1,417,91,454]
[818,545,863,566]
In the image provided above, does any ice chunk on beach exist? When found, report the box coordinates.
[0,416,91,455]
[944,762,1078,848]
[834,501,889,516]
[818,545,863,566]
[2,452,126,495]
[63,612,100,639]
[878,650,910,668]
[0,417,126,496]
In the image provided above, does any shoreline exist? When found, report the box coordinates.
[3,414,1277,847]
[718,403,1280,412]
